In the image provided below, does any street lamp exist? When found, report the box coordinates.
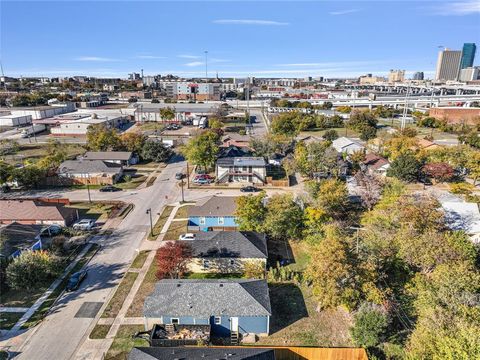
[146,208,153,237]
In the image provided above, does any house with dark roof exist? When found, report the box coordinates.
[216,157,267,184]
[179,231,268,273]
[0,222,43,258]
[188,196,238,232]
[58,159,124,185]
[143,279,271,338]
[128,347,275,360]
[362,153,390,176]
[82,151,137,166]
[0,199,78,226]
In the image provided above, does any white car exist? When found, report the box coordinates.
[178,233,196,241]
[73,219,96,231]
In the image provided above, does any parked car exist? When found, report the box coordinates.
[99,185,122,192]
[40,224,63,237]
[66,270,88,291]
[240,186,260,193]
[193,174,214,183]
[73,219,96,231]
[179,233,196,241]
[175,173,185,180]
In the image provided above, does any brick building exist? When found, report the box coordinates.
[429,107,480,125]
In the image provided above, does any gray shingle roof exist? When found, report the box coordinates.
[83,151,132,161]
[188,196,237,217]
[128,347,275,360]
[181,231,267,259]
[217,157,266,167]
[144,279,271,318]
[58,160,123,175]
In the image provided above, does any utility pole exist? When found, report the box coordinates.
[186,162,190,189]
[401,83,410,130]
[204,51,208,103]
[179,179,185,203]
[86,177,92,203]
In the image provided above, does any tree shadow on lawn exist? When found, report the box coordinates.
[268,283,308,334]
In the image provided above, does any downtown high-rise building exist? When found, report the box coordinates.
[460,43,476,69]
[435,49,462,81]
[412,72,424,80]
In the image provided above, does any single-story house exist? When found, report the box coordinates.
[128,347,275,360]
[82,151,137,166]
[188,196,238,232]
[0,222,43,258]
[0,199,78,226]
[221,134,251,149]
[442,201,480,243]
[179,231,268,273]
[216,157,267,184]
[143,279,271,338]
[332,137,365,155]
[58,159,124,185]
[362,153,390,176]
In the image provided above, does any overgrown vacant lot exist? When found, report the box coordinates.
[257,283,353,347]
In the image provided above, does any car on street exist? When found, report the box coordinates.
[179,233,196,240]
[99,185,122,192]
[240,185,260,193]
[66,270,88,291]
[175,173,185,180]
[73,219,96,231]
[193,177,212,185]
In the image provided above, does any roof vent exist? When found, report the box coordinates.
[219,284,224,287]
[177,284,181,287]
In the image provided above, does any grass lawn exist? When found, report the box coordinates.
[174,204,193,219]
[0,312,24,330]
[3,143,85,165]
[135,122,164,132]
[68,201,116,222]
[299,127,359,138]
[21,243,100,329]
[126,258,157,317]
[256,283,353,347]
[101,272,139,319]
[287,241,312,272]
[130,251,150,269]
[186,273,243,279]
[105,325,148,360]
[0,281,51,308]
[163,219,187,240]
[147,205,174,240]
[89,324,112,339]
[116,175,147,190]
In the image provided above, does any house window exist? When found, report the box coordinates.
[230,259,235,265]
[171,318,179,324]
[214,316,221,325]
[218,217,224,225]
[203,260,210,269]
[200,217,206,225]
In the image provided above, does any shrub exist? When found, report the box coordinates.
[6,251,61,290]
[323,129,339,141]
[243,261,265,279]
[350,303,388,348]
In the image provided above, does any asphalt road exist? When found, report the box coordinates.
[6,158,187,360]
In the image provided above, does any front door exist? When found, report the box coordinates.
[230,317,239,332]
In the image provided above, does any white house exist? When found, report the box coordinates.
[216,157,267,184]
[332,137,365,155]
[442,201,480,243]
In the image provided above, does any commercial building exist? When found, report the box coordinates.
[429,107,480,125]
[412,72,424,80]
[0,114,32,127]
[458,67,480,82]
[435,49,462,81]
[359,74,385,84]
[164,82,221,101]
[388,69,405,83]
[460,43,476,70]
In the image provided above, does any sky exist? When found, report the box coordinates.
[1,0,480,79]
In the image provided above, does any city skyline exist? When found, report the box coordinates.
[2,0,480,78]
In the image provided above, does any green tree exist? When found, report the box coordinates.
[12,165,45,188]
[235,192,267,232]
[263,194,304,240]
[387,152,420,182]
[120,132,147,154]
[141,141,172,162]
[6,251,61,290]
[0,161,13,184]
[350,303,388,348]
[348,110,378,141]
[159,107,175,121]
[86,124,121,151]
[293,141,338,178]
[271,113,300,137]
[181,131,219,170]
[314,179,349,218]
[323,129,339,141]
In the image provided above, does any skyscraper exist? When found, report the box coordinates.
[435,49,462,81]
[412,72,424,80]
[460,43,476,69]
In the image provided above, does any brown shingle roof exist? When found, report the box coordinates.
[188,196,237,217]
[0,200,75,222]
[363,153,389,170]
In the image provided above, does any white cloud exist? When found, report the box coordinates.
[213,19,289,26]
[434,0,480,15]
[185,61,204,67]
[74,56,119,62]
[329,9,359,16]
[135,55,166,59]
[178,55,202,59]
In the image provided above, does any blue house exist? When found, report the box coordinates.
[187,196,238,232]
[143,279,271,340]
